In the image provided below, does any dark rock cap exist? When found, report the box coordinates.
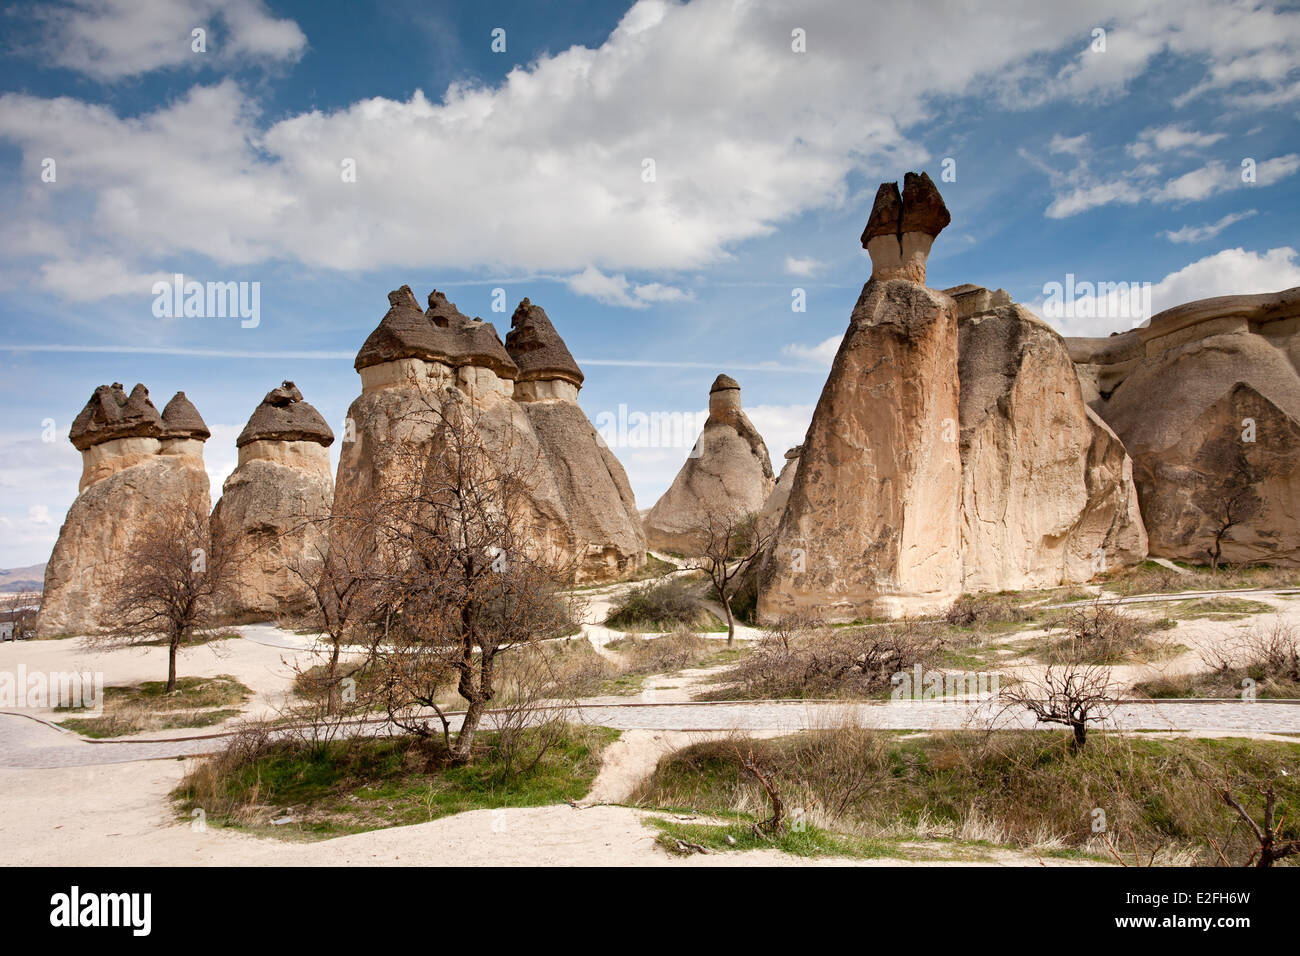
[161,391,210,441]
[860,171,950,247]
[900,171,951,236]
[70,382,164,451]
[505,298,584,387]
[860,181,903,246]
[710,374,741,393]
[784,444,803,460]
[237,380,335,448]
[354,285,518,379]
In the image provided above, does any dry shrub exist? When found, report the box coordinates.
[945,594,1033,628]
[713,616,945,699]
[1040,602,1173,665]
[1238,618,1300,683]
[606,624,713,673]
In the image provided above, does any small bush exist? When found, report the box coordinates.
[604,576,714,632]
[1039,603,1174,665]
[606,624,714,673]
[945,594,1034,629]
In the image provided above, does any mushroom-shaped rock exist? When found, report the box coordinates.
[354,285,518,382]
[506,298,584,390]
[70,382,163,450]
[38,382,210,637]
[161,391,210,441]
[861,170,950,284]
[237,380,335,448]
[213,382,336,619]
[644,375,774,555]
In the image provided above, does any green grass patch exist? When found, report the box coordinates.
[56,675,251,737]
[630,730,1300,865]
[649,817,905,859]
[174,724,619,838]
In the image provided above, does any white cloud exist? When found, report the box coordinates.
[564,266,692,309]
[1029,246,1300,337]
[782,334,842,369]
[37,0,307,80]
[1127,124,1226,159]
[1162,209,1257,243]
[746,403,815,460]
[27,504,52,525]
[1156,154,1299,202]
[783,256,823,277]
[5,0,1300,299]
[1038,152,1298,218]
[1048,133,1090,155]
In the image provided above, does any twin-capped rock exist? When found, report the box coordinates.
[643,375,774,554]
[759,173,961,620]
[37,384,211,636]
[211,382,335,617]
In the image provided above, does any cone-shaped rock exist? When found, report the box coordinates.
[759,173,960,620]
[505,299,645,580]
[644,375,774,555]
[38,384,211,636]
[212,382,336,618]
[1068,288,1300,565]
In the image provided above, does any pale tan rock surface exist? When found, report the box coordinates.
[38,385,211,637]
[335,289,644,584]
[211,382,336,619]
[506,299,645,581]
[1067,288,1300,565]
[643,375,774,555]
[758,172,959,621]
[957,301,1147,591]
[758,445,801,535]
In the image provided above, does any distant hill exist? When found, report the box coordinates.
[0,564,45,592]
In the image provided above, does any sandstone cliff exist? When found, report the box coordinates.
[1067,288,1300,565]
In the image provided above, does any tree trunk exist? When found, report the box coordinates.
[326,639,341,715]
[722,595,736,646]
[1070,720,1087,752]
[166,637,179,695]
[452,698,485,763]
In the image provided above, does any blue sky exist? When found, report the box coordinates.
[1,0,1299,568]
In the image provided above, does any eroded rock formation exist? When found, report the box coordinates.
[956,295,1147,590]
[211,381,335,618]
[505,299,645,580]
[643,374,774,555]
[1068,289,1300,565]
[334,287,643,583]
[37,384,211,636]
[758,172,961,620]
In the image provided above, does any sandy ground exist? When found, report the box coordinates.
[3,574,1295,867]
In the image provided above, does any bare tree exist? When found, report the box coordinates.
[1216,779,1300,867]
[1,590,40,640]
[697,510,772,645]
[90,499,234,694]
[361,386,580,764]
[1193,437,1264,572]
[1000,634,1119,752]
